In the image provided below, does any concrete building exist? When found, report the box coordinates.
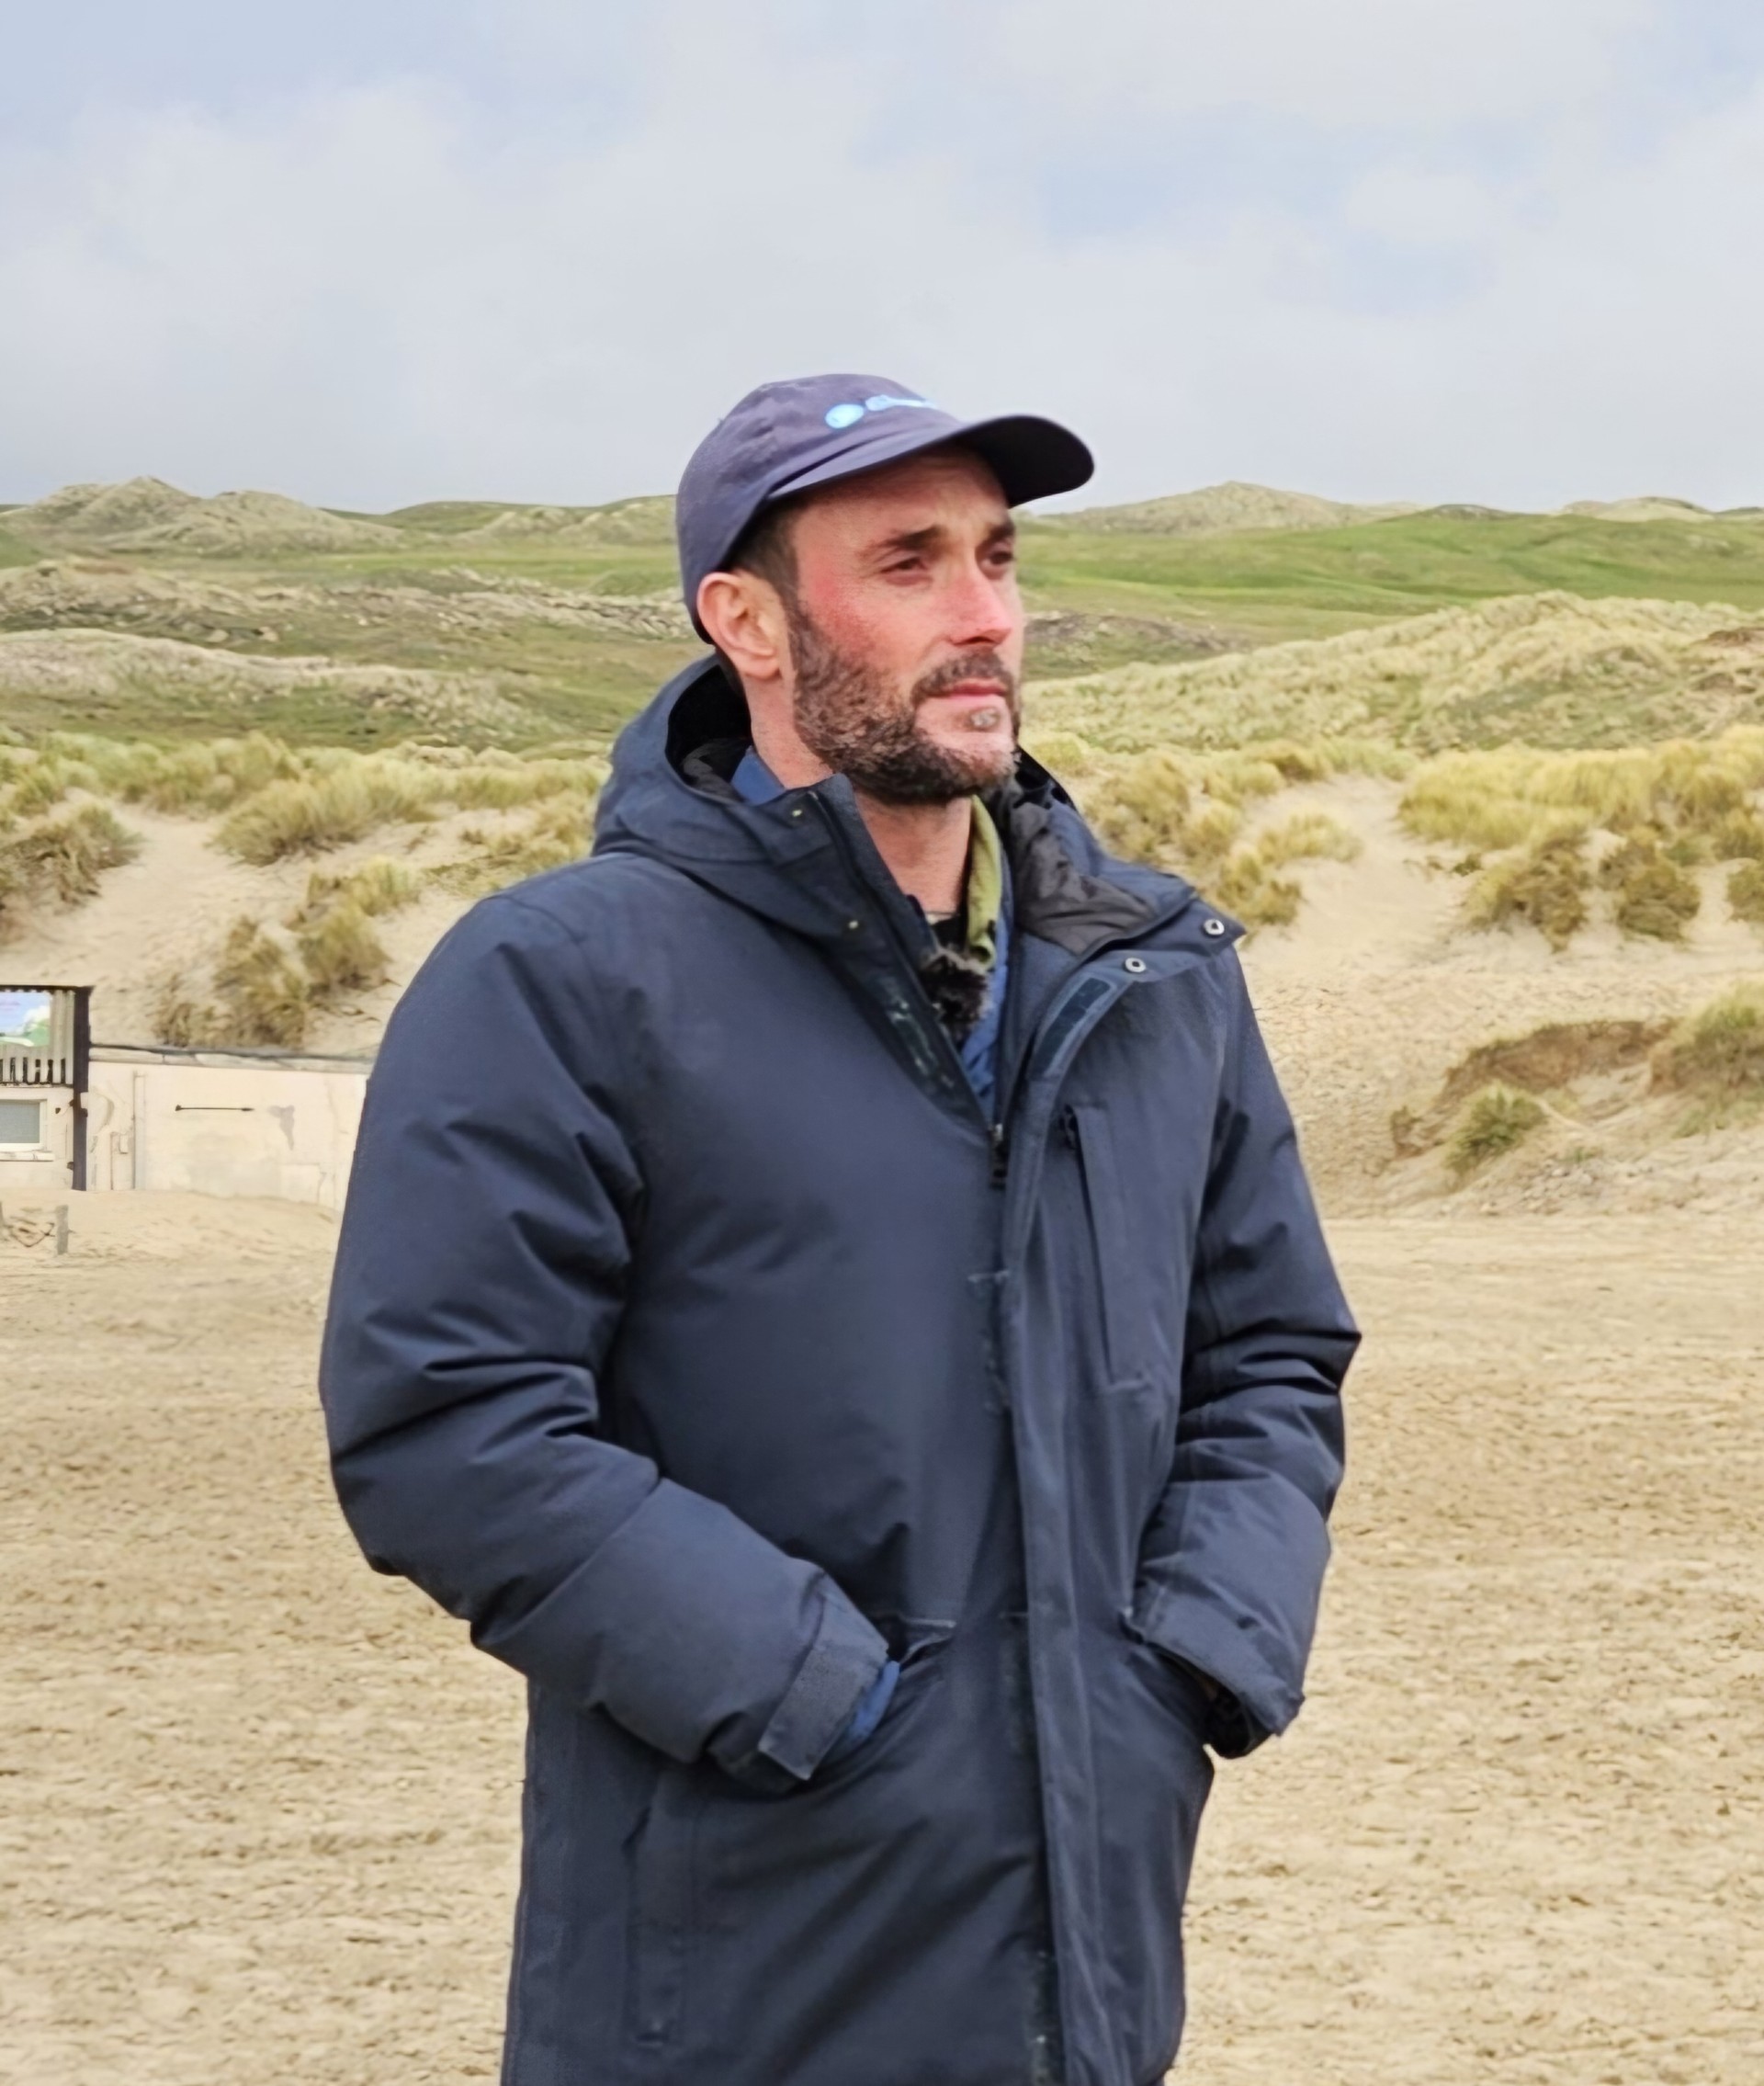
[85,1046,371,1211]
[2,984,370,1211]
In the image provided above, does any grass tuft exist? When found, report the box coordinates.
[1730,859,1764,929]
[431,796,596,897]
[218,763,437,864]
[1598,835,1702,941]
[0,801,141,932]
[1650,983,1764,1105]
[154,917,312,1049]
[1447,1084,1546,1178]
[297,901,390,998]
[289,855,424,927]
[1466,833,1590,950]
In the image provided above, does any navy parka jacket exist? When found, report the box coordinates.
[319,662,1358,2086]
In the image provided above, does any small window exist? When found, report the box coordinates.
[0,1098,45,1148]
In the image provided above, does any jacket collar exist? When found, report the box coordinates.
[594,658,1226,959]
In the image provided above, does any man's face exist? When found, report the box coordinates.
[778,448,1025,804]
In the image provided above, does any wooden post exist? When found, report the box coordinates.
[55,1203,69,1256]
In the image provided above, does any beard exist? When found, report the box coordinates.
[786,607,1022,806]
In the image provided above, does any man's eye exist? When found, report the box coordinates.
[885,558,924,576]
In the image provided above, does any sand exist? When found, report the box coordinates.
[4,1182,1761,2086]
[5,765,1763,2082]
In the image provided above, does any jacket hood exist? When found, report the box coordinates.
[594,659,1217,958]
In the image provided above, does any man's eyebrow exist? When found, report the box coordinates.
[865,516,1017,560]
[866,523,944,559]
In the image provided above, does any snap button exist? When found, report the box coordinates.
[1203,918,1226,937]
[790,805,806,819]
[845,918,862,933]
[1123,956,1148,974]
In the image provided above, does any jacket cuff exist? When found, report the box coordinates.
[1130,1587,1300,1757]
[737,1587,888,1790]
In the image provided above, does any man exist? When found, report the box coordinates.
[319,375,1357,2086]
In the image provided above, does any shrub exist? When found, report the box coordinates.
[1086,751,1196,864]
[290,856,424,927]
[298,901,390,998]
[1447,1084,1546,1178]
[7,765,63,817]
[0,802,141,931]
[1254,739,1335,785]
[1203,811,1362,931]
[1712,811,1764,861]
[67,731,303,816]
[150,973,214,1050]
[210,918,311,1046]
[1466,833,1590,950]
[1599,836,1701,941]
[218,762,436,863]
[432,797,595,897]
[1213,856,1303,930]
[1730,860,1764,929]
[209,746,608,863]
[154,917,311,1049]
[1020,729,1107,778]
[1396,732,1764,858]
[1252,811,1363,870]
[1193,754,1286,809]
[1651,984,1764,1099]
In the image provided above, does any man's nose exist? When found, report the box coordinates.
[944,561,1017,651]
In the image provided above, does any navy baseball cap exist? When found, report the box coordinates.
[676,373,1094,638]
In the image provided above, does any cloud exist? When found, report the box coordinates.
[0,0,1760,511]
[987,0,1657,130]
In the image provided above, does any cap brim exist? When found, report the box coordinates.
[768,411,1094,512]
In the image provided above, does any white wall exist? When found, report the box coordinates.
[85,1058,368,1210]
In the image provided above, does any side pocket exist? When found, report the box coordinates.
[625,1762,697,2052]
[1065,1103,1154,1391]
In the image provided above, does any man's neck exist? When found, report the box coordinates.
[747,711,975,915]
[851,792,973,918]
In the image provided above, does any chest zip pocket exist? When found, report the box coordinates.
[1063,1102,1155,1394]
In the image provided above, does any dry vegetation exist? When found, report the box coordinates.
[1389,990,1764,1186]
[1651,981,1764,1128]
[0,745,142,935]
[4,731,607,860]
[153,857,428,1051]
[7,731,600,1042]
[1029,593,1764,753]
[1398,730,1764,947]
[1026,729,1374,928]
[1446,1084,1547,1178]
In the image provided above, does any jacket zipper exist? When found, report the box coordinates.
[809,789,1210,1196]
[809,788,998,1130]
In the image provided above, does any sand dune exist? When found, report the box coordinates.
[6,766,1758,1227]
[1032,592,1764,751]
[9,478,401,553]
[1038,480,1419,537]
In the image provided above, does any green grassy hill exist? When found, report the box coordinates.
[1022,507,1764,643]
[3,476,1762,747]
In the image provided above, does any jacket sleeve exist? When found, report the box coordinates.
[1131,950,1358,1756]
[318,890,888,1791]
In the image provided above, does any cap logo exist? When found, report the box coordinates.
[823,393,937,430]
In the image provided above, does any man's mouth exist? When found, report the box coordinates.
[922,686,1012,731]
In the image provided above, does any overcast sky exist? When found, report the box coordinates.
[3,0,1762,513]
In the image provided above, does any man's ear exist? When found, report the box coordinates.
[697,571,789,686]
